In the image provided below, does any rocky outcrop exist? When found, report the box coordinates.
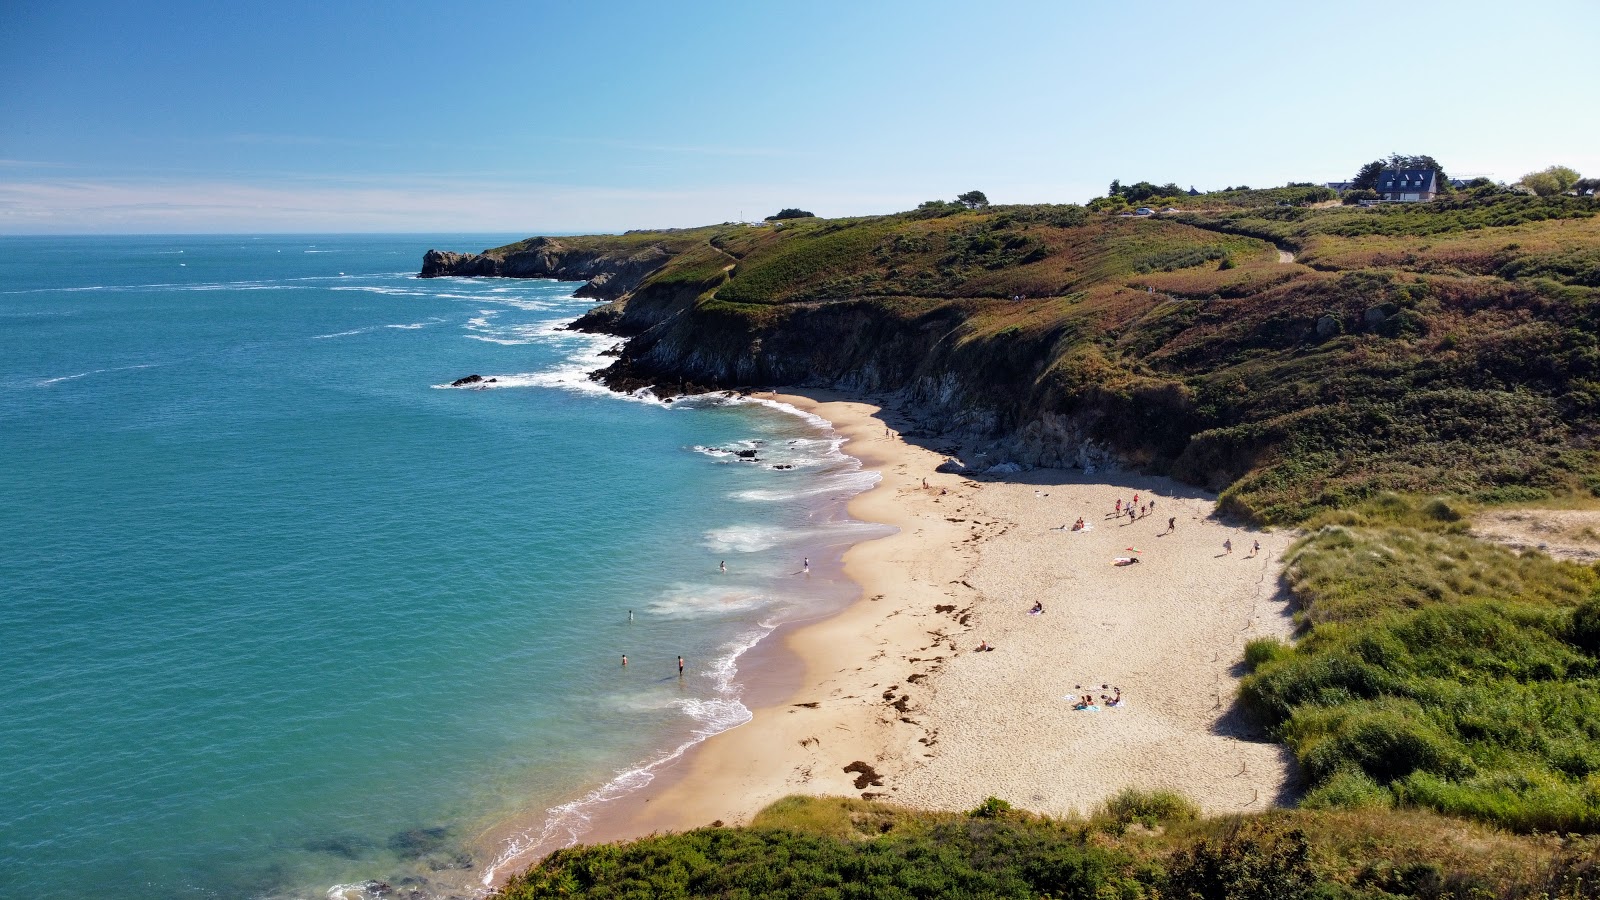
[421,238,673,301]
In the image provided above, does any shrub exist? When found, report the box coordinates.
[969,796,1013,818]
[1568,596,1600,655]
[1165,819,1318,900]
[1097,788,1200,831]
[1300,770,1395,810]
[1243,637,1291,673]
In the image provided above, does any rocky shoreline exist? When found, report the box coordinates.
[419,242,1131,478]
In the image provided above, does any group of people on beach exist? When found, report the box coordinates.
[1109,494,1157,524]
[1072,684,1122,710]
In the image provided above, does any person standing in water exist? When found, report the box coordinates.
[628,609,634,623]
[719,560,726,573]
[621,655,628,667]
[678,655,685,676]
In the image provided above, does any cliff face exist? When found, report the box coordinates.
[580,294,1157,475]
[421,238,672,301]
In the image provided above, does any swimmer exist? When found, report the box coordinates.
[621,655,628,667]
[719,560,726,573]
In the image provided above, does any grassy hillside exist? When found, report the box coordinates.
[537,189,1600,523]
[499,793,1600,900]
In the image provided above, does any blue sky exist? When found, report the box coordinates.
[3,0,1597,233]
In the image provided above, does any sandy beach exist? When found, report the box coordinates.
[573,388,1297,847]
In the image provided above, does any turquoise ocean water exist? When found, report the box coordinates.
[0,236,885,899]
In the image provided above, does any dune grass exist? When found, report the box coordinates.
[1239,496,1600,833]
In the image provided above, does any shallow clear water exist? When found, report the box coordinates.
[0,235,882,899]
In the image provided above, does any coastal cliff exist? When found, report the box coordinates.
[424,191,1600,522]
[421,236,674,301]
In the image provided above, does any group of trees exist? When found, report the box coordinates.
[765,208,815,220]
[1108,179,1186,203]
[1351,153,1451,191]
[910,191,991,216]
[1518,165,1594,197]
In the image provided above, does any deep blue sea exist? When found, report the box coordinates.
[0,235,884,900]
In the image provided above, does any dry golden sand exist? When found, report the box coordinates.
[580,389,1297,845]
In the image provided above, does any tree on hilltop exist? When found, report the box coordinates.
[765,208,815,220]
[1352,161,1386,191]
[957,190,990,209]
[1518,165,1582,197]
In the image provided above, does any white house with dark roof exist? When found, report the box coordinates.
[1376,168,1440,202]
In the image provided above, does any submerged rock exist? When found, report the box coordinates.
[387,826,449,859]
[303,834,376,859]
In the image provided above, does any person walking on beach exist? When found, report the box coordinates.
[678,655,685,676]
[1224,538,1233,555]
[1251,539,1261,557]
[803,557,810,574]
[1167,516,1176,533]
[1115,498,1122,513]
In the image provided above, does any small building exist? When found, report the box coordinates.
[1376,168,1440,202]
[1325,181,1354,194]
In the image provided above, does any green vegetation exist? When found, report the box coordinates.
[1240,496,1600,832]
[1521,165,1585,198]
[766,208,815,220]
[498,794,1600,899]
[519,183,1600,523]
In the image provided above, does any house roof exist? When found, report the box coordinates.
[1377,168,1438,193]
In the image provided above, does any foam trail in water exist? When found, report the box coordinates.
[36,363,157,386]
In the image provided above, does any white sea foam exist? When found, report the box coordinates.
[312,328,370,340]
[330,285,428,296]
[644,583,769,619]
[702,524,788,553]
[732,469,881,503]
